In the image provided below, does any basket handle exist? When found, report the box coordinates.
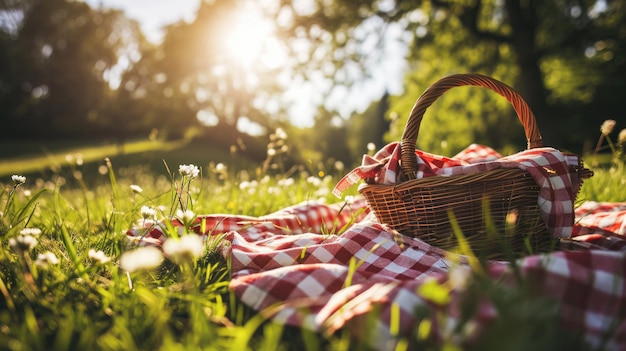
[400,74,543,180]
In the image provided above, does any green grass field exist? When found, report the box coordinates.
[0,137,624,350]
[0,137,254,180]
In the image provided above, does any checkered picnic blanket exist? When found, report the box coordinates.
[127,198,626,350]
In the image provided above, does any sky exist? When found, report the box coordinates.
[81,0,407,129]
[83,0,200,43]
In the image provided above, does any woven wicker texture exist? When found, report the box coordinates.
[360,74,582,258]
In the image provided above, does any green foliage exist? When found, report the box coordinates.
[579,165,626,203]
[578,120,626,203]
[345,93,391,166]
[378,8,525,155]
[388,72,526,156]
[0,0,145,138]
[283,0,626,154]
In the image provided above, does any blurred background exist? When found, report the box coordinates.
[1,0,624,177]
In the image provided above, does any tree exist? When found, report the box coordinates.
[273,0,626,153]
[0,0,144,138]
[116,0,291,139]
[346,92,390,164]
[313,107,352,167]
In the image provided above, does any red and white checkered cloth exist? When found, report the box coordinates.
[127,197,626,349]
[333,142,582,239]
[126,199,369,246]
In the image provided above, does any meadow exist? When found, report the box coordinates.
[0,128,624,350]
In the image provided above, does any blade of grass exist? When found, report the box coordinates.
[53,188,86,278]
[448,209,483,274]
[104,157,119,210]
[11,188,48,228]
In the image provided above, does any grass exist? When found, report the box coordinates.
[0,135,357,350]
[0,128,624,350]
[0,138,191,177]
[577,157,626,204]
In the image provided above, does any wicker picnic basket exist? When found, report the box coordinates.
[359,74,592,258]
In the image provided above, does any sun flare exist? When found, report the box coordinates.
[224,5,284,69]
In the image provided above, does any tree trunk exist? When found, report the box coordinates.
[505,0,561,148]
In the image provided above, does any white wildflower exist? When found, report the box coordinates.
[130,184,143,193]
[267,148,276,156]
[307,176,322,187]
[367,142,376,152]
[600,119,616,136]
[140,206,157,220]
[75,153,83,166]
[9,235,38,252]
[215,163,226,172]
[618,129,626,145]
[162,234,204,264]
[334,161,345,172]
[314,187,330,197]
[176,209,196,223]
[35,252,60,269]
[20,228,42,237]
[275,127,288,140]
[179,164,200,178]
[11,175,26,185]
[239,180,259,195]
[88,249,111,264]
[119,247,164,273]
[136,218,157,228]
[277,178,294,187]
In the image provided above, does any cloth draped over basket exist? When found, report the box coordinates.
[333,141,583,239]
